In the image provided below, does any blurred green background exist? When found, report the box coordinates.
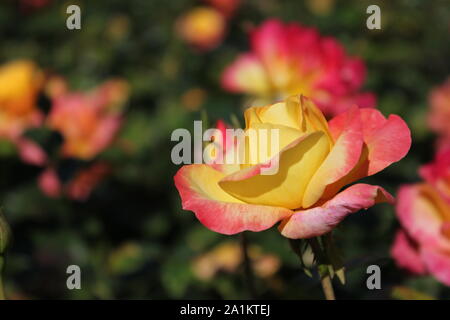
[0,0,449,299]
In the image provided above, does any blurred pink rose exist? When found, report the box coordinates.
[221,19,376,117]
[428,77,450,149]
[47,79,129,160]
[39,162,112,201]
[16,138,47,166]
[66,162,112,201]
[38,168,61,198]
[38,78,129,201]
[392,148,450,286]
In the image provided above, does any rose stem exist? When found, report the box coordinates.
[240,232,257,298]
[309,237,336,300]
[319,273,335,300]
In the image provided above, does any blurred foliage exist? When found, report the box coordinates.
[0,0,449,299]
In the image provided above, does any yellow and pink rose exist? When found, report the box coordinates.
[175,95,410,238]
[221,20,376,117]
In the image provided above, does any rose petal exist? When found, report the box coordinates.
[221,53,270,95]
[246,96,333,139]
[391,230,427,275]
[206,120,241,175]
[250,19,291,88]
[244,122,304,163]
[250,101,301,130]
[396,184,450,252]
[324,108,411,196]
[38,168,61,198]
[88,116,122,159]
[421,247,450,286]
[16,138,47,166]
[174,164,292,235]
[219,131,329,209]
[279,183,393,239]
[362,109,412,175]
[302,106,363,207]
[296,96,333,140]
[329,108,411,175]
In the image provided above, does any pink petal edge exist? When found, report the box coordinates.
[279,183,394,239]
[391,230,427,275]
[174,164,293,235]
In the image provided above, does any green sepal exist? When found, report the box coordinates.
[230,113,242,129]
[307,234,346,285]
[289,239,313,278]
[323,233,346,285]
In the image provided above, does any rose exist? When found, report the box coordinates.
[175,95,411,238]
[47,79,128,160]
[221,19,376,117]
[0,60,44,136]
[38,162,111,201]
[176,7,226,51]
[38,78,128,200]
[392,149,450,286]
[0,60,46,165]
[428,77,450,149]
